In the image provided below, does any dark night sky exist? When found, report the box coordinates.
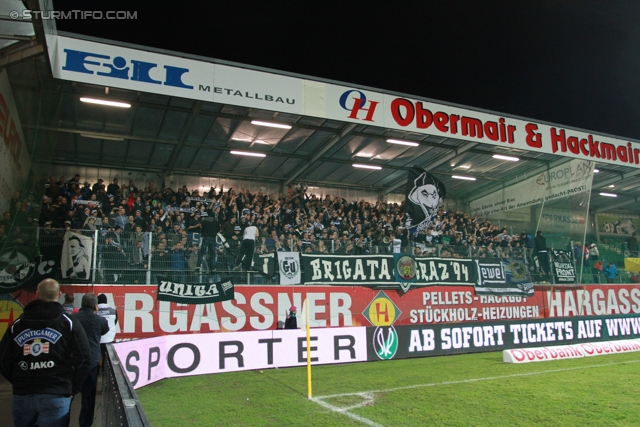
[53,1,640,141]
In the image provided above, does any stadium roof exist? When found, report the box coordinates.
[1,12,639,215]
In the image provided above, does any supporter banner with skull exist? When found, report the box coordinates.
[404,166,446,235]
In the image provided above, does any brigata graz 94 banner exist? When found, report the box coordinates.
[302,254,475,287]
[44,283,640,340]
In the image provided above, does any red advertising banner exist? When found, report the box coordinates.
[11,284,624,341]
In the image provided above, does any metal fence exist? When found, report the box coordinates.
[26,228,639,285]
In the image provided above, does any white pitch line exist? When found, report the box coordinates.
[311,358,640,427]
[313,393,385,427]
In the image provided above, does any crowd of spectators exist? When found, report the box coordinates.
[9,173,625,284]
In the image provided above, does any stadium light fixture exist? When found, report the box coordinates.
[608,184,615,188]
[387,139,419,147]
[594,168,600,173]
[230,150,266,157]
[492,154,520,162]
[452,175,476,181]
[250,120,292,129]
[80,97,131,108]
[599,192,617,197]
[353,164,382,170]
[456,165,471,169]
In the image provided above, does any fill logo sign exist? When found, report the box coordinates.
[373,326,398,360]
[364,291,402,326]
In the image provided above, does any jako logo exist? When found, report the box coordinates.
[339,90,379,122]
[62,49,193,89]
[373,326,398,360]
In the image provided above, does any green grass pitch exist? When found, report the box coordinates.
[136,351,640,426]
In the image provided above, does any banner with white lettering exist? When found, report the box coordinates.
[474,258,534,297]
[552,250,577,284]
[61,231,93,280]
[157,277,234,304]
[469,159,594,217]
[302,254,474,287]
[51,283,640,339]
[277,252,301,285]
[367,314,640,362]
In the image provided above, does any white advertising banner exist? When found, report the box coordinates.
[113,326,367,389]
[47,35,640,169]
[0,69,30,213]
[469,159,594,217]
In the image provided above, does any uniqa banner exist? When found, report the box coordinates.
[474,258,534,297]
[469,159,595,217]
[277,251,301,285]
[552,250,576,284]
[157,277,234,304]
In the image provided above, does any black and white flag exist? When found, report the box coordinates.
[277,252,301,285]
[157,277,234,304]
[61,231,93,280]
[404,166,446,234]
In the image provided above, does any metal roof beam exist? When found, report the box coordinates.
[593,169,640,188]
[283,123,358,186]
[591,196,640,214]
[383,141,477,195]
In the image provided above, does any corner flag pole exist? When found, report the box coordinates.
[305,299,312,399]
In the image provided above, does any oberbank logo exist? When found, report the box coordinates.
[364,291,401,326]
[339,89,380,122]
[62,49,193,90]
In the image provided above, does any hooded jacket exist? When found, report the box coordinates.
[0,299,91,396]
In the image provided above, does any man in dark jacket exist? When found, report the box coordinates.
[74,293,108,427]
[0,279,91,427]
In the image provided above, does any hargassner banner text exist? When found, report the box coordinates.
[50,284,640,340]
[113,327,367,389]
[47,36,640,169]
[469,159,594,217]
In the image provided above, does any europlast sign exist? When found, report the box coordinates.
[47,35,640,169]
